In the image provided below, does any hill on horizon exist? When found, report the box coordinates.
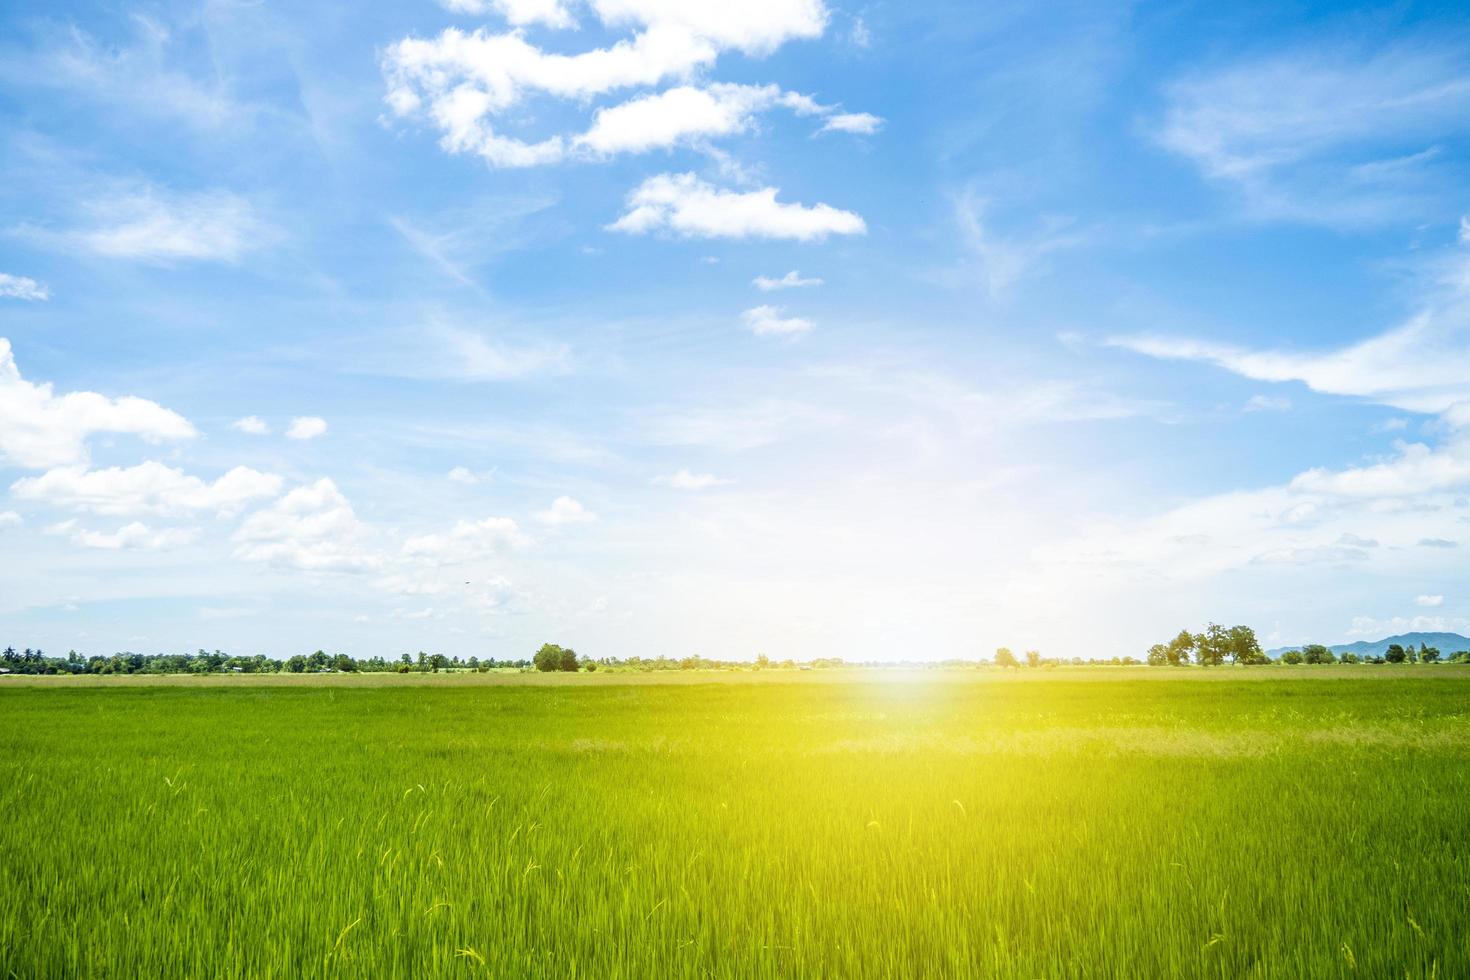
[1269,631,1470,659]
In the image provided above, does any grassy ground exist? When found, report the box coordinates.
[3,668,1468,977]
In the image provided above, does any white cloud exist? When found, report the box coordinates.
[1244,394,1291,412]
[286,416,328,440]
[952,191,1084,296]
[430,325,570,380]
[1290,442,1470,497]
[575,83,821,156]
[609,173,865,240]
[11,462,282,517]
[232,416,269,435]
[447,466,480,485]
[535,495,596,525]
[403,516,530,562]
[1416,594,1445,607]
[0,338,196,468]
[742,304,813,336]
[654,468,727,490]
[1252,543,1370,565]
[441,0,576,28]
[1110,256,1470,419]
[28,187,270,264]
[382,2,830,167]
[0,510,20,527]
[25,15,249,131]
[1461,216,1470,244]
[1155,44,1470,224]
[0,274,49,301]
[68,521,198,551]
[820,111,882,134]
[754,269,823,290]
[232,479,380,572]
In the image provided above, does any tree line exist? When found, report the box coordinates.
[0,647,535,676]
[1140,628,1470,666]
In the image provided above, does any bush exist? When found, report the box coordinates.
[1280,650,1304,665]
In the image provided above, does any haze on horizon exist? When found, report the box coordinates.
[3,0,1470,660]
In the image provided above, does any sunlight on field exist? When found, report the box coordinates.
[3,670,1469,977]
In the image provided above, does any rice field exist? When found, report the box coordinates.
[3,667,1468,977]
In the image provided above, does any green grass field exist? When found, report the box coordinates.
[3,668,1468,977]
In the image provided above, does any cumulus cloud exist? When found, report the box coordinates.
[11,462,281,517]
[575,83,823,156]
[535,495,596,525]
[754,269,823,290]
[1415,594,1445,607]
[0,511,21,527]
[742,304,813,336]
[654,468,727,490]
[23,187,271,264]
[1419,537,1458,548]
[66,521,198,551]
[447,466,480,485]
[0,274,49,301]
[1290,442,1470,497]
[382,2,836,168]
[286,416,328,440]
[0,338,196,468]
[232,416,268,435]
[609,173,865,240]
[403,516,530,562]
[232,479,379,572]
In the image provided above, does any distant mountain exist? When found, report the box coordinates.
[1268,631,1470,658]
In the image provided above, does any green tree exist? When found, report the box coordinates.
[534,643,566,672]
[1340,652,1360,664]
[1024,650,1042,668]
[1194,624,1228,666]
[994,647,1018,668]
[1385,644,1408,664]
[1146,643,1169,666]
[1225,625,1266,664]
[1166,630,1195,666]
[559,647,580,672]
[1301,644,1335,665]
[1281,649,1304,665]
[1422,646,1441,663]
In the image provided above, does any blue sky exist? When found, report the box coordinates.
[3,0,1470,660]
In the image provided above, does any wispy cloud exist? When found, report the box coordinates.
[654,469,728,490]
[0,273,49,301]
[1155,41,1470,225]
[950,190,1085,296]
[754,270,823,291]
[18,185,273,264]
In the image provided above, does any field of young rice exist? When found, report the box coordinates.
[3,668,1468,977]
